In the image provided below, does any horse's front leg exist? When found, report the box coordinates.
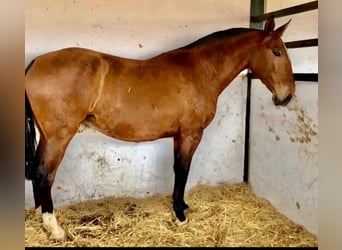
[172,131,203,226]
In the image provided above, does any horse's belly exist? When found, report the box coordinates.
[86,112,178,143]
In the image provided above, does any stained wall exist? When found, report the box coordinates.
[248,0,318,235]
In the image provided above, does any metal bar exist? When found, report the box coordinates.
[285,38,318,48]
[248,73,318,82]
[244,75,252,183]
[250,0,265,29]
[251,1,318,22]
[293,73,318,82]
[244,0,265,183]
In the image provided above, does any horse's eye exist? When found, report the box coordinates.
[273,50,281,57]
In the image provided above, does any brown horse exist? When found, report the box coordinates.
[25,16,295,240]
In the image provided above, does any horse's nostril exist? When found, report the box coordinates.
[273,95,280,105]
[286,94,292,103]
[282,94,292,105]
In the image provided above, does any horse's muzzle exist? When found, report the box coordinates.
[272,94,292,106]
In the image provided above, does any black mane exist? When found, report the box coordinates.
[181,28,257,49]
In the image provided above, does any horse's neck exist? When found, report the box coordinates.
[194,31,262,96]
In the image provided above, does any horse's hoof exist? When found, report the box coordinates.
[49,228,65,241]
[175,217,188,227]
[172,210,188,226]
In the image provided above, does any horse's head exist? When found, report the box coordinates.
[249,16,295,106]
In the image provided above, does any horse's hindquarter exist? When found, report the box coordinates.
[25,48,109,137]
[91,53,215,142]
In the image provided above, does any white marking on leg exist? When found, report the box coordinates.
[42,212,65,240]
[35,206,42,217]
[175,217,188,227]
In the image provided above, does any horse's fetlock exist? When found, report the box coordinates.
[173,202,185,212]
[182,201,189,210]
[173,209,187,224]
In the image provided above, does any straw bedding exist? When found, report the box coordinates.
[25,183,317,247]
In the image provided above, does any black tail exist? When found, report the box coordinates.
[25,60,37,180]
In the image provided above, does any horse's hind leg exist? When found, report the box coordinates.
[172,130,203,226]
[32,130,77,240]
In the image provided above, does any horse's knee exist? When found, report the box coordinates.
[34,164,55,188]
[42,212,65,240]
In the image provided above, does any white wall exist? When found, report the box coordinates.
[25,0,250,208]
[249,1,318,235]
[25,0,249,63]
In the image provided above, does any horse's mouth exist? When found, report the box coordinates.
[272,94,292,106]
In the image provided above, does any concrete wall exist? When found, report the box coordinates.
[25,0,250,208]
[25,0,249,63]
[248,1,318,235]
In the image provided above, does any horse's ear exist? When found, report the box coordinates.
[275,19,291,37]
[264,16,275,34]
